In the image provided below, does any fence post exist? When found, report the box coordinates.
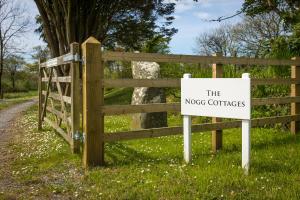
[38,60,43,130]
[70,42,81,153]
[291,57,300,134]
[212,53,223,152]
[81,37,104,167]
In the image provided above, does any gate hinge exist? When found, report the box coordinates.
[73,130,85,142]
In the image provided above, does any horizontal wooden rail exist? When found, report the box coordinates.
[252,96,300,106]
[42,76,71,83]
[102,78,300,88]
[42,91,71,104]
[102,97,300,115]
[44,117,73,145]
[252,78,300,85]
[103,79,180,88]
[102,103,180,115]
[40,52,80,68]
[102,51,300,66]
[104,114,300,142]
[46,107,71,125]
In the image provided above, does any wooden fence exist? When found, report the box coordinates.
[38,37,300,168]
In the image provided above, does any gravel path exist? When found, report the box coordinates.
[0,98,37,152]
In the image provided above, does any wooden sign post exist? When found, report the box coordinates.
[181,73,251,175]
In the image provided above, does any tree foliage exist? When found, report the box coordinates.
[5,55,25,90]
[195,12,285,58]
[0,0,29,98]
[34,0,177,57]
[242,0,300,57]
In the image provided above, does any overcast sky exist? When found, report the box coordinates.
[22,0,244,61]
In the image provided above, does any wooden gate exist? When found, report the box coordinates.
[38,43,81,153]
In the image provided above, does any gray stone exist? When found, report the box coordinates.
[131,61,167,129]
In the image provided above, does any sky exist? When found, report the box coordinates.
[168,0,244,54]
[21,0,244,61]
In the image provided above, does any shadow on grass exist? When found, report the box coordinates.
[104,131,300,170]
[223,132,299,155]
[105,142,183,167]
[251,159,295,174]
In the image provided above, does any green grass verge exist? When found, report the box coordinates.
[6,105,300,199]
[0,91,37,111]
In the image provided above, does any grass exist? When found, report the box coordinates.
[2,88,300,199]
[5,105,300,199]
[0,91,37,111]
[104,87,133,105]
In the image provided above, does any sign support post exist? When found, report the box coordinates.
[183,73,192,163]
[242,73,251,175]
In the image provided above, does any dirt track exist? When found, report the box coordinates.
[0,99,37,142]
[0,99,37,198]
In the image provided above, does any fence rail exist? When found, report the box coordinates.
[104,114,300,142]
[101,96,300,115]
[38,37,300,168]
[102,51,300,66]
[103,78,300,88]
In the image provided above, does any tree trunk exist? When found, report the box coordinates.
[0,40,3,99]
[11,71,15,91]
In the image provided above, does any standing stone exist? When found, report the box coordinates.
[131,60,167,129]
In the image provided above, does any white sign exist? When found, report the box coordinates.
[181,73,251,175]
[181,78,251,120]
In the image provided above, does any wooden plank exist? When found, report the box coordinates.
[102,96,300,116]
[49,97,59,125]
[102,51,300,66]
[252,78,300,86]
[38,61,43,130]
[46,106,71,125]
[104,115,300,142]
[40,52,79,68]
[102,103,180,115]
[42,91,71,104]
[44,117,73,145]
[252,115,300,127]
[212,53,223,152]
[103,79,180,88]
[42,76,71,83]
[291,57,300,134]
[252,96,300,106]
[70,42,81,153]
[41,68,53,121]
[58,83,70,127]
[102,78,300,88]
[82,37,104,167]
